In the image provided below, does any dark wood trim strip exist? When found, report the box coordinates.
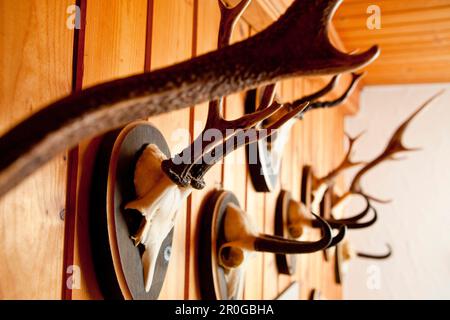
[184,0,199,299]
[62,0,87,300]
[144,0,154,72]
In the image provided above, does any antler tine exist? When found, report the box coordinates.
[218,0,252,48]
[329,205,378,230]
[356,243,392,260]
[312,194,378,229]
[291,75,340,109]
[349,90,444,194]
[162,0,254,186]
[316,131,365,186]
[382,90,445,156]
[261,0,379,75]
[330,193,370,222]
[307,72,364,112]
[327,225,347,248]
[0,0,379,198]
[260,223,346,250]
[206,0,253,123]
[254,213,333,254]
[188,101,309,189]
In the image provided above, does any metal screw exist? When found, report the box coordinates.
[164,245,172,262]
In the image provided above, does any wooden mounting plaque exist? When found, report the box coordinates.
[275,190,297,275]
[245,88,279,192]
[301,165,313,211]
[90,121,174,300]
[320,187,332,261]
[334,243,343,285]
[199,190,242,300]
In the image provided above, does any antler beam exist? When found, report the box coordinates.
[332,90,444,210]
[0,0,378,197]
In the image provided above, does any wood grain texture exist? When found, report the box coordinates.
[0,0,74,299]
[187,0,221,300]
[72,0,148,300]
[148,0,194,300]
[233,0,450,84]
[334,0,450,84]
[0,0,354,300]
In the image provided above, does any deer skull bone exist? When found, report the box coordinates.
[125,144,192,292]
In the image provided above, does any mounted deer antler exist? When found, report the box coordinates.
[332,90,444,212]
[355,243,392,260]
[282,192,347,244]
[262,72,364,129]
[0,0,378,197]
[335,241,392,284]
[219,203,340,270]
[245,71,364,193]
[305,72,364,113]
[291,72,364,120]
[309,132,366,213]
[126,0,307,292]
[200,189,345,299]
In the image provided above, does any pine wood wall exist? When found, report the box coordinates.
[0,0,356,299]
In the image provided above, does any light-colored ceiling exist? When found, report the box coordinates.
[234,0,450,85]
[333,0,450,85]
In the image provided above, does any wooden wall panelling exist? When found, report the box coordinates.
[244,180,265,300]
[148,0,194,300]
[261,90,282,300]
[0,0,74,299]
[307,80,324,296]
[277,80,295,294]
[222,20,253,299]
[0,0,357,300]
[291,78,309,299]
[72,0,148,300]
[299,80,324,298]
[240,25,265,300]
[186,0,221,300]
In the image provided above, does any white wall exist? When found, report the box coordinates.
[343,83,450,300]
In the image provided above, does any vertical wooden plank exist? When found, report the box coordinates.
[222,20,258,300]
[187,0,222,300]
[291,78,307,299]
[309,80,325,296]
[242,22,264,300]
[277,80,295,294]
[222,21,250,208]
[244,180,265,300]
[149,0,194,300]
[0,0,74,299]
[263,159,280,299]
[72,0,148,300]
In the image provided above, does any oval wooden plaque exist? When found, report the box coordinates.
[275,190,297,275]
[90,121,174,300]
[199,190,242,300]
[245,88,280,192]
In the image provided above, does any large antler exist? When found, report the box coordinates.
[0,0,378,197]
[161,0,308,188]
[314,131,365,190]
[307,132,365,215]
[333,90,444,210]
